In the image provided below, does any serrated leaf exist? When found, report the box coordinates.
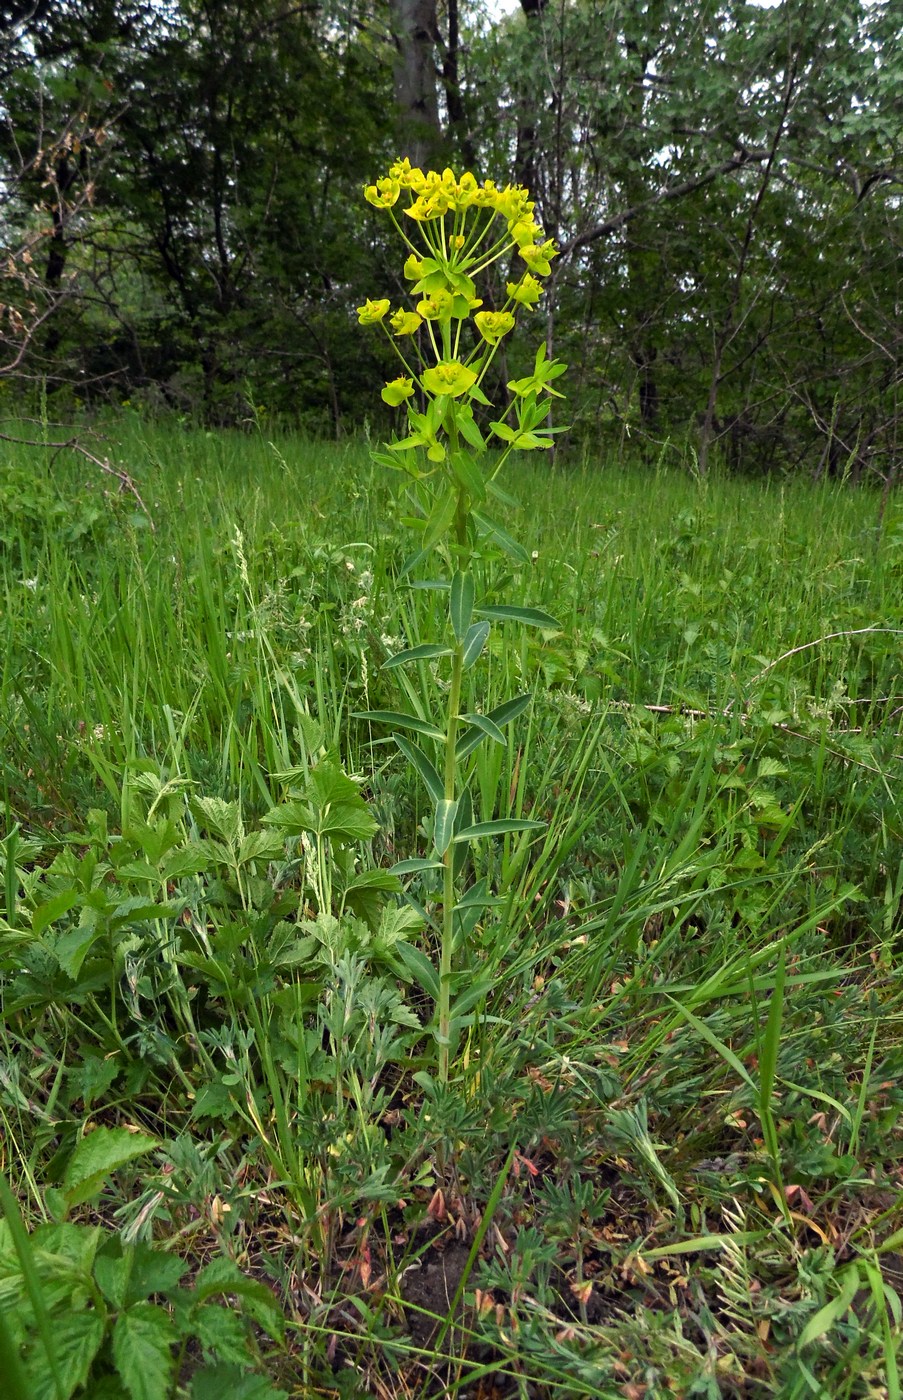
[160,845,211,880]
[193,1258,283,1336]
[461,620,490,669]
[449,571,475,643]
[32,890,80,938]
[191,1364,287,1400]
[355,711,445,741]
[94,1247,133,1309]
[376,903,425,946]
[259,800,316,834]
[62,1128,157,1211]
[433,800,458,856]
[193,797,243,848]
[382,643,452,669]
[192,1303,250,1366]
[126,1243,188,1303]
[55,923,105,981]
[475,604,561,629]
[27,1309,105,1400]
[237,830,284,865]
[392,734,444,804]
[453,819,546,843]
[316,802,379,842]
[112,1304,177,1400]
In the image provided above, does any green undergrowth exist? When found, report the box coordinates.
[0,418,901,1398]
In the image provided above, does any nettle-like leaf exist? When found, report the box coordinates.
[59,1127,158,1213]
[112,1303,178,1400]
[263,760,378,843]
[193,797,244,849]
[26,1309,105,1400]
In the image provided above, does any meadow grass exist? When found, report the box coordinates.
[0,417,901,1398]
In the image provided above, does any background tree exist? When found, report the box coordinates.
[0,0,899,474]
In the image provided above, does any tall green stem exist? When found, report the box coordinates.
[438,486,468,1086]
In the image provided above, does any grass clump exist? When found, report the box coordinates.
[0,416,901,1397]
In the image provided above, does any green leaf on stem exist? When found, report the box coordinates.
[487,693,533,726]
[459,712,507,745]
[396,941,440,999]
[461,620,490,669]
[382,643,452,669]
[453,818,546,843]
[448,449,485,499]
[392,734,444,804]
[354,710,446,740]
[422,488,458,552]
[472,511,530,564]
[433,800,458,856]
[450,571,475,642]
[476,604,561,629]
[390,857,444,875]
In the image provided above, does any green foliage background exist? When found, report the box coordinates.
[1,0,900,475]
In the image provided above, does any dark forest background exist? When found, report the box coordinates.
[1,0,900,478]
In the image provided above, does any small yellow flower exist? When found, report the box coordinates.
[389,158,426,190]
[417,289,455,320]
[357,298,391,325]
[364,177,401,209]
[403,254,426,280]
[422,361,478,397]
[472,179,498,209]
[474,310,516,346]
[495,184,532,221]
[405,193,442,221]
[509,217,541,248]
[390,309,423,337]
[519,239,558,277]
[381,376,415,406]
[455,172,479,208]
[507,274,543,309]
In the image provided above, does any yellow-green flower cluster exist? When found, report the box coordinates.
[358,162,559,421]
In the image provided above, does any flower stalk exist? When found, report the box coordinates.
[356,161,568,1086]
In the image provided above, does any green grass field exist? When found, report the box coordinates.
[1,418,901,1398]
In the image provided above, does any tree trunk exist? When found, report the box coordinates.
[390,0,442,169]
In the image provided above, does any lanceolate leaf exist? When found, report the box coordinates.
[422,488,458,552]
[449,571,475,642]
[475,604,561,630]
[458,692,533,755]
[453,818,546,843]
[487,693,533,727]
[461,620,490,669]
[382,644,452,669]
[354,710,446,741]
[396,941,439,999]
[433,800,458,856]
[393,733,444,804]
[389,857,444,875]
[459,712,507,745]
[472,510,530,564]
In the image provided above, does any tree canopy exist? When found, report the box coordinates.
[1,0,900,475]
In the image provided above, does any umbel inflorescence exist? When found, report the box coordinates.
[358,161,565,466]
